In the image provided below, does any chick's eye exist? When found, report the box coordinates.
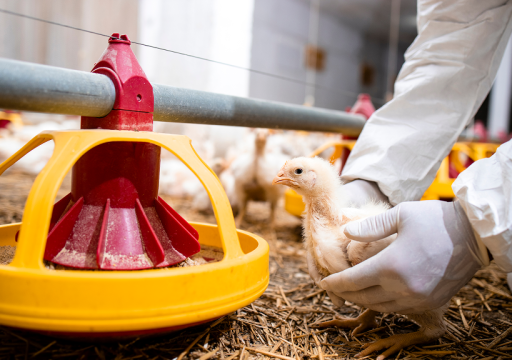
[294,168,303,175]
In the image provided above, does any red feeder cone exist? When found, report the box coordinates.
[338,94,376,174]
[43,34,200,270]
[349,93,375,120]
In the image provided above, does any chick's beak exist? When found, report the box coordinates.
[272,171,295,186]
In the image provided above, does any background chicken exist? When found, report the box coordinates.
[229,129,288,228]
[272,157,448,360]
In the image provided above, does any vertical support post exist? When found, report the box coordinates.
[489,35,512,140]
[304,0,320,107]
[386,0,401,102]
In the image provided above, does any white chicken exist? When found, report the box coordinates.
[191,158,229,213]
[229,129,288,228]
[272,157,448,360]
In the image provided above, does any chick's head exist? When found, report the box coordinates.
[254,129,268,153]
[272,157,340,197]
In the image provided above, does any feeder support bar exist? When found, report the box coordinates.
[0,58,366,135]
[0,58,116,118]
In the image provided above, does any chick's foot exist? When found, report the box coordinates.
[315,309,378,336]
[356,330,438,360]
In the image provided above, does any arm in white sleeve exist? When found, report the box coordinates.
[342,0,512,205]
[453,141,512,271]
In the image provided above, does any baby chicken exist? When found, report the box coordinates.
[273,157,448,360]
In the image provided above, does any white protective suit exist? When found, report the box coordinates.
[342,0,512,272]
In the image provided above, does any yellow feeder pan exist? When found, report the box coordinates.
[421,142,500,200]
[0,130,269,337]
[285,140,356,217]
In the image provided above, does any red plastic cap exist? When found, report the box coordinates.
[349,93,375,120]
[473,120,488,142]
[91,33,153,113]
[109,33,131,44]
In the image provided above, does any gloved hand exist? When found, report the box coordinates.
[306,251,345,307]
[342,180,391,208]
[320,200,485,314]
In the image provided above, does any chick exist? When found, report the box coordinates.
[192,158,228,213]
[230,129,288,228]
[272,157,448,360]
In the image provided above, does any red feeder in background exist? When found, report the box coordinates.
[338,93,375,174]
[43,34,201,270]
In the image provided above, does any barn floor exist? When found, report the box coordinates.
[1,170,512,360]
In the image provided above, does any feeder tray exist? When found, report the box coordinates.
[0,33,268,338]
[0,130,269,338]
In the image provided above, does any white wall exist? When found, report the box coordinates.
[248,0,364,111]
[138,0,255,157]
[138,0,254,97]
[0,0,139,72]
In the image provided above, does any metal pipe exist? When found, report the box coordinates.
[153,85,365,135]
[0,58,366,135]
[0,58,116,117]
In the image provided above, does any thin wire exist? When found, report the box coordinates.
[0,7,386,105]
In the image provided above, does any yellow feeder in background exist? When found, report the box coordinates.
[421,142,500,200]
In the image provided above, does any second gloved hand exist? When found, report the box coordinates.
[320,200,485,314]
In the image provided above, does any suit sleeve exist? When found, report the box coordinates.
[453,141,512,271]
[341,0,512,205]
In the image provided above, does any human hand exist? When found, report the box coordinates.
[321,200,486,314]
[343,180,390,208]
[306,251,345,307]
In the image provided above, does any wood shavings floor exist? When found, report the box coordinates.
[1,170,512,359]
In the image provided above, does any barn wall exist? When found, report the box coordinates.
[248,0,364,111]
[0,0,139,71]
[138,0,254,98]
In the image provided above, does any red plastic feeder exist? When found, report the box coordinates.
[44,34,200,270]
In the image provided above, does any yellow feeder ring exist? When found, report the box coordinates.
[0,129,269,335]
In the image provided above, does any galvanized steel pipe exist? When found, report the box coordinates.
[0,58,116,117]
[0,58,366,135]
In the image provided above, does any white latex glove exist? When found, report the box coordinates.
[321,200,485,314]
[343,180,390,208]
[306,251,345,307]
